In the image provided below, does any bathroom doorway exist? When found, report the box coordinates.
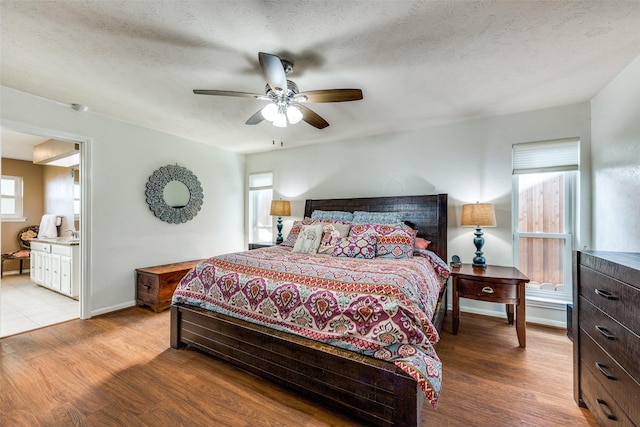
[1,126,87,337]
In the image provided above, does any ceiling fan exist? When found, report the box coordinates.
[193,52,363,129]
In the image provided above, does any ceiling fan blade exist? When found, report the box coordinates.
[193,89,263,99]
[297,104,329,129]
[259,52,287,93]
[245,109,265,125]
[296,89,363,103]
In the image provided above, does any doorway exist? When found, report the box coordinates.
[0,125,88,337]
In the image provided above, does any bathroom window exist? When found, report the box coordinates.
[74,183,81,219]
[1,175,25,221]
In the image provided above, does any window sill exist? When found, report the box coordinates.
[526,294,570,310]
[1,217,27,223]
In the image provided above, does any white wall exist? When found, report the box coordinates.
[591,55,640,252]
[1,86,245,316]
[247,102,592,326]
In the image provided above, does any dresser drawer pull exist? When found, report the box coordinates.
[594,288,618,300]
[595,362,617,380]
[481,287,494,294]
[596,398,617,421]
[595,325,616,340]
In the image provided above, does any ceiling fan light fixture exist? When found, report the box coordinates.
[286,105,303,124]
[273,113,287,128]
[261,103,278,121]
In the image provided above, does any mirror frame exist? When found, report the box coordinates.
[145,164,204,224]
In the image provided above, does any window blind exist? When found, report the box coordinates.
[512,138,580,175]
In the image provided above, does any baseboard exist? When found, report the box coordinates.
[90,300,136,317]
[1,270,26,277]
[448,304,567,328]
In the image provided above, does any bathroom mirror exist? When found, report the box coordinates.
[145,164,204,224]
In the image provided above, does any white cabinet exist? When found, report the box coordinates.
[30,241,79,299]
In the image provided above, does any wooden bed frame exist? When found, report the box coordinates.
[170,194,448,426]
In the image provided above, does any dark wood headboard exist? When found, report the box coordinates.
[304,194,448,262]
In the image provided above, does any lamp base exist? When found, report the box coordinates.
[472,227,487,268]
[472,258,487,269]
[275,216,283,245]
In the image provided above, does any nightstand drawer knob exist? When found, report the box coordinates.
[481,286,494,294]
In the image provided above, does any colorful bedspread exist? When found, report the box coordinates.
[172,246,450,407]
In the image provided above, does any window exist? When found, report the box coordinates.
[248,172,273,243]
[1,175,25,221]
[74,182,81,219]
[512,138,579,302]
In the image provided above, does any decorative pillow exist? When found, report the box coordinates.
[281,219,351,247]
[376,228,417,258]
[332,234,377,259]
[317,223,352,254]
[414,237,431,250]
[292,224,324,254]
[350,224,417,258]
[348,223,404,237]
[310,210,354,222]
[352,211,403,224]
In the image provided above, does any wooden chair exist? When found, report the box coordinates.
[1,225,39,278]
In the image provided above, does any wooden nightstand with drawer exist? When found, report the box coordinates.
[452,264,530,348]
[136,259,204,312]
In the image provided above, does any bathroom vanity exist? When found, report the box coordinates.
[30,238,80,299]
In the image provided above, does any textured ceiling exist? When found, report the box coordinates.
[2,1,640,155]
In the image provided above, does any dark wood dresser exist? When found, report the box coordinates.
[573,250,640,426]
[136,259,203,312]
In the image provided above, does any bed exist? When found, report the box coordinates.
[170,194,448,426]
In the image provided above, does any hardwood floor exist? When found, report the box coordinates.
[1,307,597,426]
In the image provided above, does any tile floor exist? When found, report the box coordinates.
[0,273,79,338]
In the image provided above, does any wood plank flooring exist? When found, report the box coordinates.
[1,307,597,426]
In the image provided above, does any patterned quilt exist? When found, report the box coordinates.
[172,246,450,408]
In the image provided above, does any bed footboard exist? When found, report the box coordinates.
[170,303,423,427]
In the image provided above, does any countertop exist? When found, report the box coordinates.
[32,237,80,246]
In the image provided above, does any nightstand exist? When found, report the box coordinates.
[248,242,276,250]
[451,264,530,348]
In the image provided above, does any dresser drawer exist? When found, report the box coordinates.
[580,333,640,424]
[579,296,640,382]
[581,363,634,427]
[456,277,518,303]
[578,266,640,335]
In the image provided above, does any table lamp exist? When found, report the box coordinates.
[461,202,496,268]
[270,200,291,244]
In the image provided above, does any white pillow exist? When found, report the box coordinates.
[292,224,324,254]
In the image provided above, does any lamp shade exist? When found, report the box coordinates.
[461,203,496,227]
[270,200,291,217]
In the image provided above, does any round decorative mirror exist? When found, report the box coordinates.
[145,164,204,224]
